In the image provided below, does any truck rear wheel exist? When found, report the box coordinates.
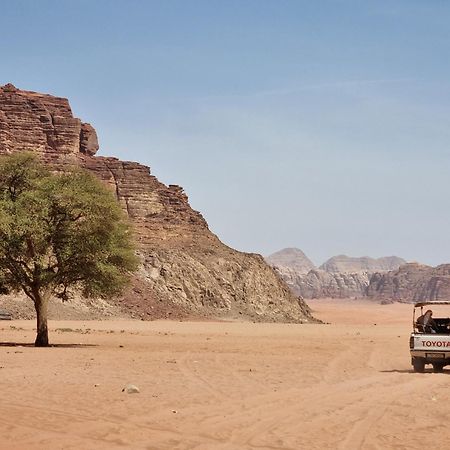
[412,358,425,373]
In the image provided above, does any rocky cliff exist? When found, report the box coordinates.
[0,83,315,323]
[367,263,450,303]
[268,248,407,299]
[319,255,406,274]
[275,259,450,303]
[274,267,370,299]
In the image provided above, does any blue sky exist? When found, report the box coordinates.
[1,0,450,265]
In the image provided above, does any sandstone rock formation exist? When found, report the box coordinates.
[319,255,406,274]
[0,83,99,156]
[266,248,316,274]
[0,83,315,323]
[276,258,450,303]
[367,263,450,303]
[274,267,370,299]
[268,248,407,299]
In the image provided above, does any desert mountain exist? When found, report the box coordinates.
[319,255,406,274]
[367,263,450,303]
[275,268,370,299]
[268,248,407,299]
[0,83,315,323]
[265,248,316,274]
[276,259,450,303]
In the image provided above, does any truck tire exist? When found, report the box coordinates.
[432,363,444,373]
[412,358,425,373]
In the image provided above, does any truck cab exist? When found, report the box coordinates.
[410,301,450,372]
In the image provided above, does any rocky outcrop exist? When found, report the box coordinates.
[298,270,369,299]
[273,267,369,299]
[367,263,450,303]
[80,123,99,156]
[0,83,99,156]
[0,84,315,323]
[266,248,316,274]
[267,248,407,299]
[267,245,449,303]
[319,255,406,274]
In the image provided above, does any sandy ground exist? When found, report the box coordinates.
[0,299,449,450]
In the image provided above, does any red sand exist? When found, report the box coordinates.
[0,299,448,449]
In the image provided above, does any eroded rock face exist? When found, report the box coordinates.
[273,267,369,299]
[0,83,98,156]
[319,255,406,274]
[0,84,315,323]
[276,258,450,303]
[268,249,406,299]
[80,123,99,156]
[367,263,450,302]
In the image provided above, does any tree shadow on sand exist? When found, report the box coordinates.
[0,342,97,348]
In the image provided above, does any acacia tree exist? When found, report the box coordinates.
[0,153,138,346]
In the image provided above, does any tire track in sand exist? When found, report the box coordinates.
[337,375,447,450]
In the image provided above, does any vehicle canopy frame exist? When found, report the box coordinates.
[412,301,450,333]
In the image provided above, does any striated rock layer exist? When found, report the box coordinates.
[276,260,450,303]
[267,248,406,299]
[274,267,370,299]
[267,247,450,303]
[0,84,315,323]
[367,263,450,303]
[319,255,406,274]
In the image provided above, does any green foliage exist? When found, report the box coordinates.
[0,152,138,302]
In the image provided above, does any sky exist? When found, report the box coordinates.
[1,0,449,266]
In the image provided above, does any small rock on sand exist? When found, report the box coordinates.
[123,384,140,394]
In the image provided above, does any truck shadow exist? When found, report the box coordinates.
[381,369,450,375]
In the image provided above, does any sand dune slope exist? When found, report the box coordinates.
[0,300,448,449]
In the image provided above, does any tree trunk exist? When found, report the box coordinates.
[34,292,49,347]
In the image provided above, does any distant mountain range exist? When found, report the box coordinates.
[266,248,406,275]
[265,248,406,300]
[267,248,450,303]
[367,263,450,302]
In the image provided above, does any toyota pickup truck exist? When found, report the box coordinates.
[410,301,450,372]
